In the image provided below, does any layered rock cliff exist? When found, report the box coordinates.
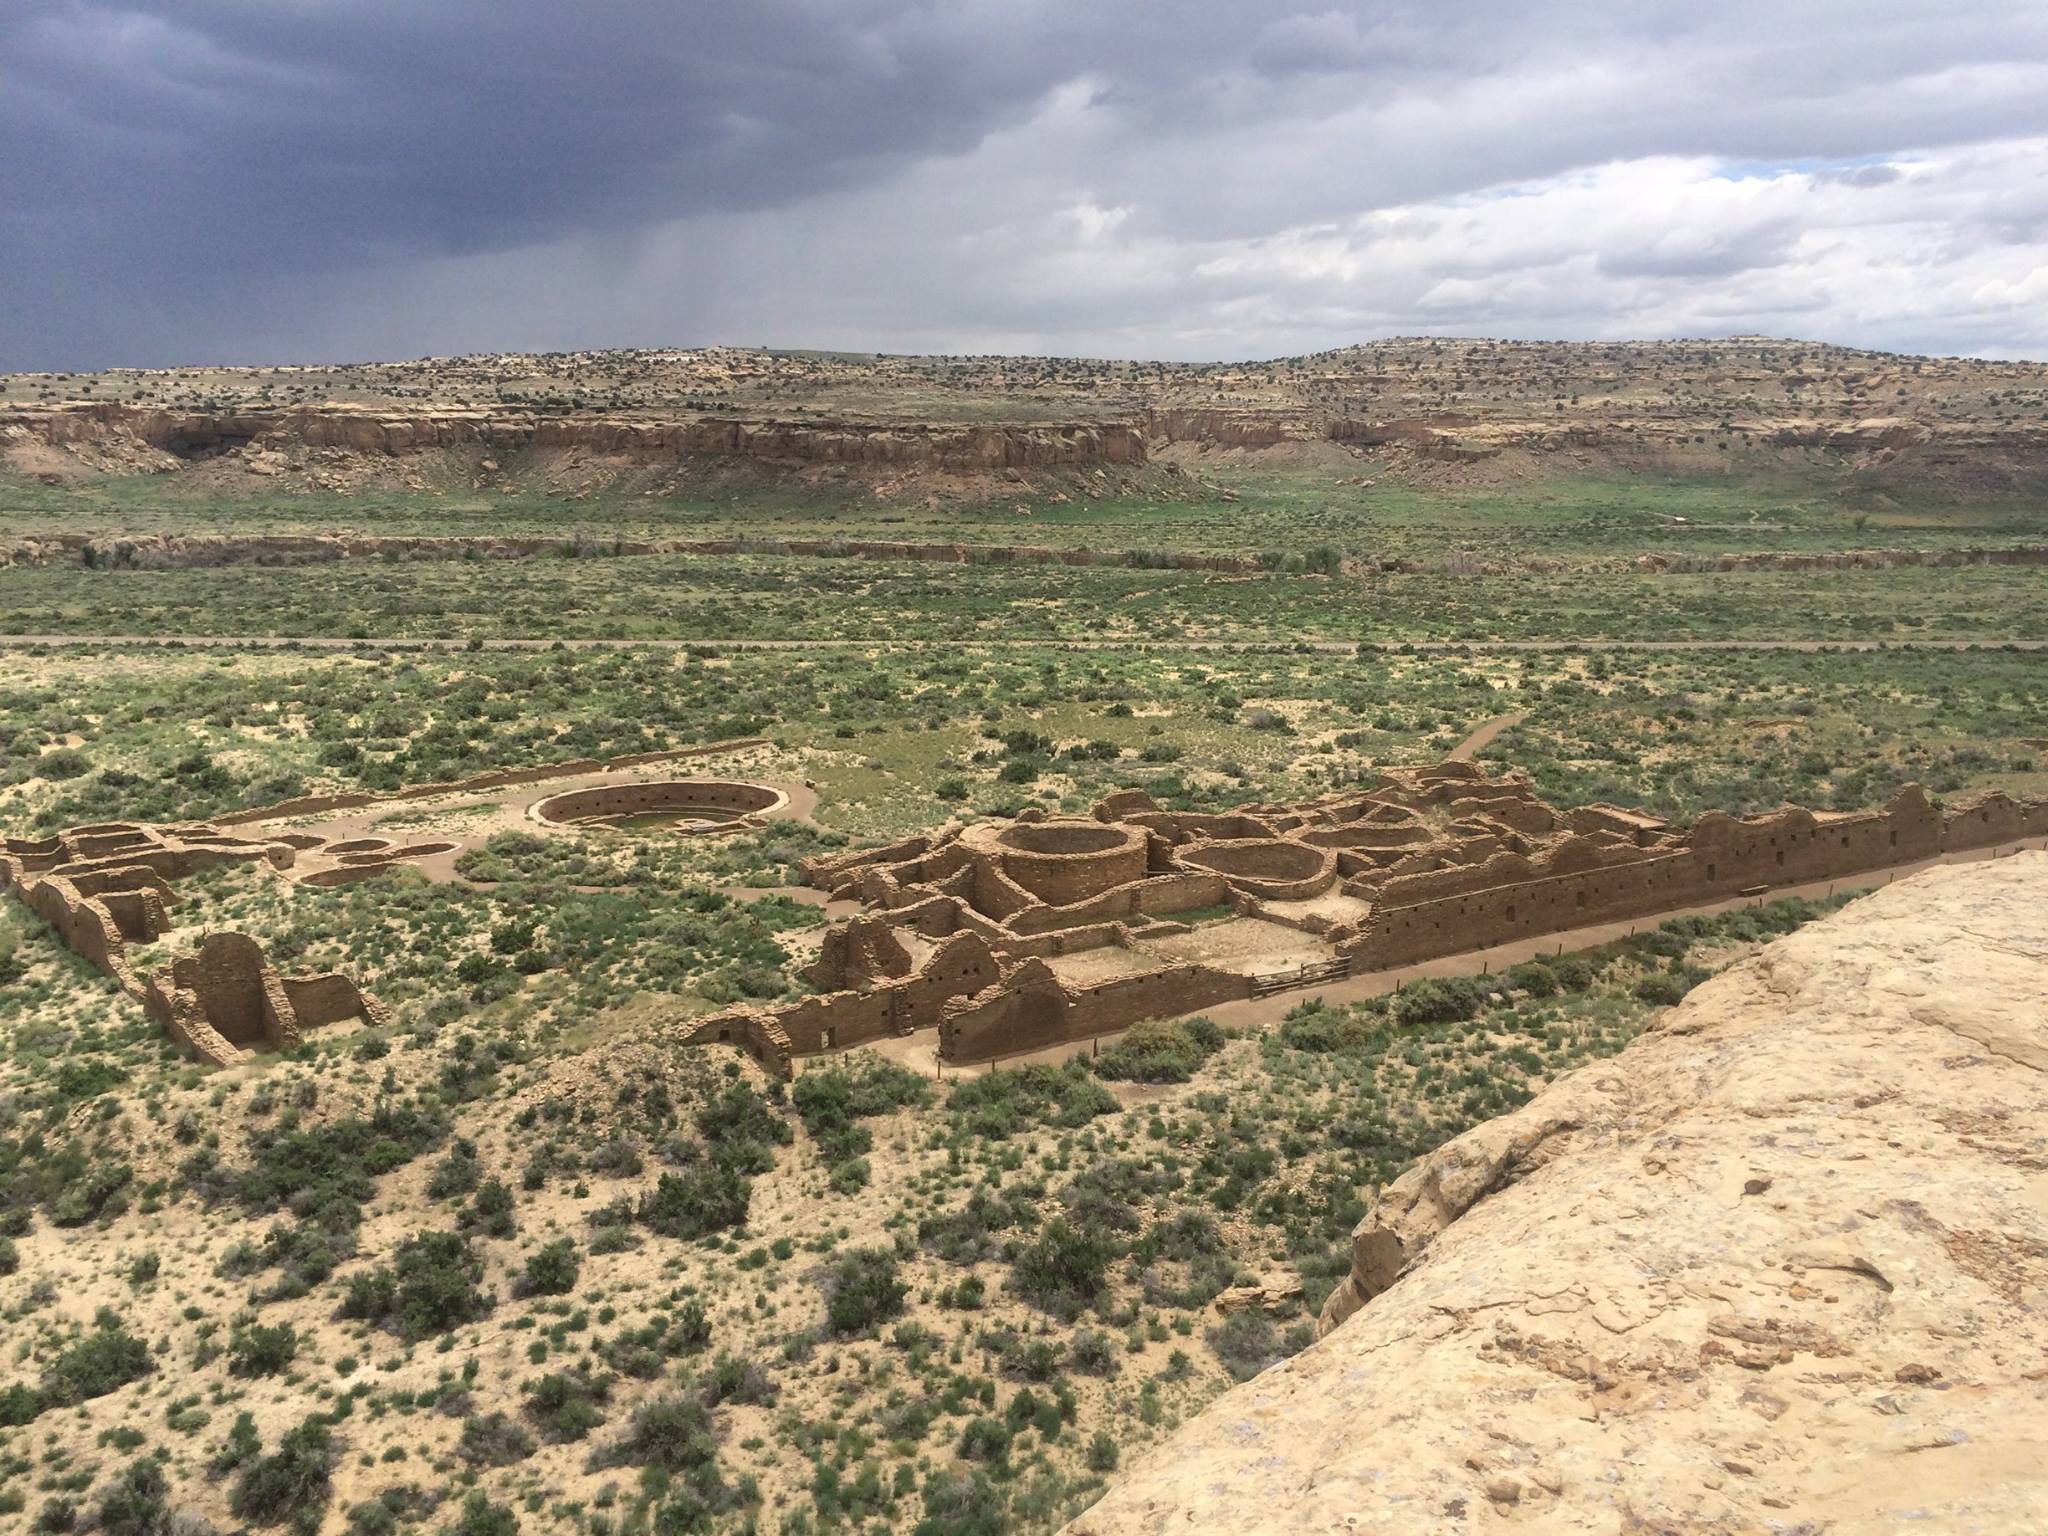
[1065,853,2048,1535]
[0,402,1146,473]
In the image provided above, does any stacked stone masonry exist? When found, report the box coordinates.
[683,764,2048,1077]
[2,822,389,1068]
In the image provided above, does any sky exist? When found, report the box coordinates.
[6,0,2048,370]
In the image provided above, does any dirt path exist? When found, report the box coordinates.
[855,834,2048,1081]
[6,634,2045,654]
[1447,711,1527,761]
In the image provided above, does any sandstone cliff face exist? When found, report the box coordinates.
[0,403,1146,472]
[1064,854,2048,1535]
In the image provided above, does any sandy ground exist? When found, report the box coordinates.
[1256,889,1372,926]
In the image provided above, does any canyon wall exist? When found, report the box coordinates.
[2,403,1145,473]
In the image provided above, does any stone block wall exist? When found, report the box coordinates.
[1347,784,2020,972]
[22,876,143,992]
[937,959,1252,1064]
[703,768,2048,1078]
[281,973,392,1031]
[149,932,298,1052]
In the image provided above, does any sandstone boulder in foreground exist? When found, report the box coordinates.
[1065,854,2048,1534]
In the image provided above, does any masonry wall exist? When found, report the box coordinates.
[152,933,298,1052]
[98,888,171,944]
[1347,784,2001,971]
[939,967,1071,1063]
[1003,872,1228,935]
[1942,790,2048,849]
[281,973,387,1031]
[698,932,1002,1058]
[678,1010,795,1080]
[22,877,141,992]
[1061,964,1253,1036]
[1351,851,1703,969]
[939,959,1253,1064]
[533,779,783,823]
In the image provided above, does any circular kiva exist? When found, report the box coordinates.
[530,778,790,835]
[1175,837,1337,901]
[959,817,1151,906]
[338,841,457,866]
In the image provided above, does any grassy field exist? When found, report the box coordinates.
[7,464,2045,558]
[5,554,2047,643]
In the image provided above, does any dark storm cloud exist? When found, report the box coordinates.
[5,0,2048,367]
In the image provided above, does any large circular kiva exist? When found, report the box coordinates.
[531,779,789,834]
[958,817,1150,905]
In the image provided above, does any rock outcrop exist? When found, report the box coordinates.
[0,403,1145,473]
[1064,853,2048,1534]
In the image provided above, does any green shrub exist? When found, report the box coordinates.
[94,1459,168,1536]
[913,1468,1007,1536]
[512,1239,579,1299]
[827,1248,907,1335]
[958,1416,1011,1463]
[228,1321,299,1377]
[1274,998,1388,1053]
[339,1231,490,1340]
[44,1319,153,1405]
[638,1158,750,1239]
[918,1186,1030,1265]
[461,1179,516,1238]
[1011,1217,1117,1319]
[1207,1309,1283,1382]
[597,1391,718,1476]
[230,1415,337,1528]
[1634,968,1706,1006]
[946,1062,1116,1139]
[1552,954,1597,990]
[457,1412,536,1468]
[792,1054,929,1191]
[443,1491,519,1536]
[522,1366,613,1443]
[1392,976,1484,1026]
[1091,1016,1224,1083]
[1087,1429,1120,1470]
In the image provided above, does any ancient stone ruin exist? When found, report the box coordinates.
[529,778,789,835]
[2,822,387,1068]
[684,760,2048,1077]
